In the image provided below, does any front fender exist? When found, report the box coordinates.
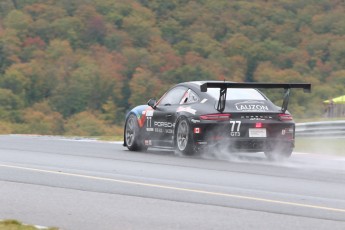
[124,105,152,146]
[125,105,149,123]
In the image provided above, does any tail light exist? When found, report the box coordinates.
[199,113,231,121]
[279,113,293,121]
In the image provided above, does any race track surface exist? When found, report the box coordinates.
[0,135,344,230]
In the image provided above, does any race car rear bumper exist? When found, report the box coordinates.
[190,119,295,152]
[195,138,294,152]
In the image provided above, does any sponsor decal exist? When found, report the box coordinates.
[146,110,154,117]
[144,140,152,146]
[249,128,267,138]
[235,101,269,111]
[165,129,173,134]
[194,127,201,134]
[138,107,154,128]
[282,127,293,135]
[154,128,163,133]
[197,141,207,145]
[250,118,266,121]
[177,106,196,115]
[241,115,273,119]
[147,116,152,128]
[231,132,240,137]
[154,121,174,128]
[146,128,154,132]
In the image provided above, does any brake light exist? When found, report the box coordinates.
[199,113,231,121]
[279,113,293,121]
[255,122,263,128]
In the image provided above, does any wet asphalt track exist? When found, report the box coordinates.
[0,135,344,230]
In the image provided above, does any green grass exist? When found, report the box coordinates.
[0,220,58,230]
[295,137,345,156]
[96,135,123,141]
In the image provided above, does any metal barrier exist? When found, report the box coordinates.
[296,120,345,137]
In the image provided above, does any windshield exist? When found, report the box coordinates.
[207,88,266,100]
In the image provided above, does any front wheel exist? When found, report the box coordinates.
[125,114,147,151]
[175,118,195,155]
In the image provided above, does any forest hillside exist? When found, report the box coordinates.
[0,0,344,136]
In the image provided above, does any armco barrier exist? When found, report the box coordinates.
[295,120,345,137]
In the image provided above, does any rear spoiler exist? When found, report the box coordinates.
[200,82,311,113]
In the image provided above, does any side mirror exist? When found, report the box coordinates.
[147,98,157,109]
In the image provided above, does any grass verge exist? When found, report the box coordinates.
[96,135,123,141]
[295,137,345,156]
[0,219,58,230]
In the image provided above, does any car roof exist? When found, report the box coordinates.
[176,81,236,93]
[174,81,233,101]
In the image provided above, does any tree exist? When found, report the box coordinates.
[129,67,163,106]
[122,11,158,47]
[1,65,29,95]
[329,40,345,69]
[0,28,21,73]
[190,32,221,58]
[0,88,23,110]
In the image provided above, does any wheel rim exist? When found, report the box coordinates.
[125,116,135,147]
[177,120,188,151]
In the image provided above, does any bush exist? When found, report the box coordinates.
[64,111,114,136]
[21,102,64,135]
[0,121,13,134]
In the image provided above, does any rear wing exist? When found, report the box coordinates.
[200,82,311,113]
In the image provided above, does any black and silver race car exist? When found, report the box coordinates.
[124,81,311,160]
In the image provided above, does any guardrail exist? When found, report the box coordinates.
[295,121,345,137]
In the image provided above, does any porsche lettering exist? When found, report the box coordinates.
[154,121,173,128]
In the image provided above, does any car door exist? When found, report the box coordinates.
[151,86,188,147]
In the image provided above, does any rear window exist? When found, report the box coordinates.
[207,88,266,100]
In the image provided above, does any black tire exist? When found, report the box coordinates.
[125,114,147,151]
[264,144,293,161]
[175,118,195,155]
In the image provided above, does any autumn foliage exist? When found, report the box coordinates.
[0,0,344,135]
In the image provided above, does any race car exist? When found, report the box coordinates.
[124,81,311,160]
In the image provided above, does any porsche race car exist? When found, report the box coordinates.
[124,81,311,160]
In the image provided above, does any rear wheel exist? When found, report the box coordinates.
[264,144,293,161]
[125,114,147,151]
[175,118,195,155]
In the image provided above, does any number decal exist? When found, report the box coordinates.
[230,121,241,132]
[147,116,152,128]
[230,121,241,137]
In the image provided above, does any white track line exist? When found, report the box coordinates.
[0,163,344,213]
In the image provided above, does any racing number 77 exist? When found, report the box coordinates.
[230,121,241,132]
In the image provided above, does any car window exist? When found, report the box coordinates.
[180,89,199,104]
[207,88,266,100]
[158,86,188,106]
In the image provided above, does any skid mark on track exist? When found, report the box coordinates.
[0,163,345,214]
